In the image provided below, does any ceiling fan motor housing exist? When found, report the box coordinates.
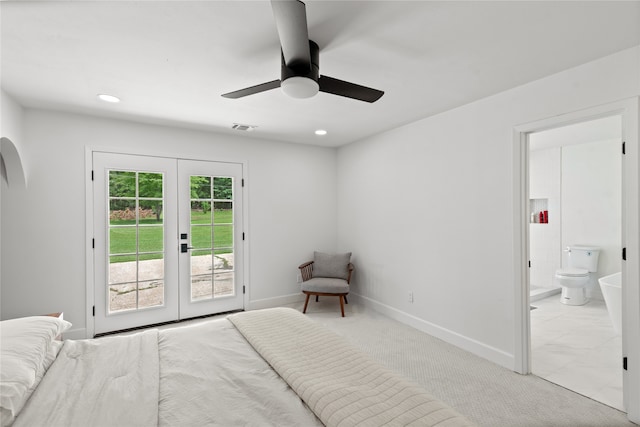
[280,40,320,98]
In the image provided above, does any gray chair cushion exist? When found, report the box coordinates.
[312,251,351,280]
[301,277,349,294]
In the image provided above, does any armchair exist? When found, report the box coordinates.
[299,252,354,317]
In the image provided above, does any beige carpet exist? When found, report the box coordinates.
[301,298,635,427]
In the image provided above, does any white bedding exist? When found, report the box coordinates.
[157,317,322,426]
[0,316,71,426]
[13,318,322,427]
[12,309,473,427]
[14,330,159,427]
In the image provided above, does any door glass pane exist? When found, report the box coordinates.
[191,249,213,300]
[109,256,136,283]
[138,280,164,308]
[191,225,212,249]
[139,200,163,223]
[139,254,164,281]
[214,272,234,297]
[213,225,233,251]
[110,199,136,225]
[214,253,233,271]
[110,227,136,254]
[138,173,163,198]
[191,201,211,224]
[191,274,213,301]
[190,250,212,273]
[138,226,163,252]
[109,171,136,197]
[108,170,165,313]
[191,176,211,199]
[189,175,235,300]
[213,177,232,199]
[109,284,137,311]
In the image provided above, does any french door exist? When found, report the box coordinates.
[177,159,244,319]
[93,152,244,334]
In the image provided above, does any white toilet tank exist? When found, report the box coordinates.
[567,245,600,272]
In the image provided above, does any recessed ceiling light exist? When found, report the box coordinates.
[315,129,327,136]
[97,94,120,103]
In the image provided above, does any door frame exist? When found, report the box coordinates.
[85,147,250,337]
[512,98,639,422]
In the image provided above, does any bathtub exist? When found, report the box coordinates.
[598,272,621,335]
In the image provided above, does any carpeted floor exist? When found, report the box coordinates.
[301,298,635,427]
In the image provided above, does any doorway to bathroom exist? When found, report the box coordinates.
[513,97,640,424]
[528,115,623,409]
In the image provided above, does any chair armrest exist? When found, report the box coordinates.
[347,263,354,284]
[298,261,314,282]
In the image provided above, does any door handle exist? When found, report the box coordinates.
[180,243,194,253]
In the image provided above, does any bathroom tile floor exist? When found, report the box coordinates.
[531,294,623,411]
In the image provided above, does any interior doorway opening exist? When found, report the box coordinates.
[513,97,640,424]
[527,115,623,410]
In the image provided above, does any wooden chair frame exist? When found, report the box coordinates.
[298,261,354,317]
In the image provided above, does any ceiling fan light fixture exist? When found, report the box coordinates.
[281,76,319,99]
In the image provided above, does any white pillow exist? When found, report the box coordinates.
[0,316,71,426]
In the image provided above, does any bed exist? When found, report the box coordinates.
[1,307,475,426]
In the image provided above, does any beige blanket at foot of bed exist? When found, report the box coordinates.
[228,308,475,427]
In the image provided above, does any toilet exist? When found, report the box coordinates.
[554,245,600,306]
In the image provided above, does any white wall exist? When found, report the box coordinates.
[0,110,338,337]
[337,46,640,368]
[529,147,561,290]
[1,89,24,147]
[0,90,27,189]
[562,139,622,299]
[1,90,25,320]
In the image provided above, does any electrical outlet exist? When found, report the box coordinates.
[408,291,414,303]
[296,272,302,283]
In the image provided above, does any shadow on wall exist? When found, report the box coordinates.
[0,137,27,189]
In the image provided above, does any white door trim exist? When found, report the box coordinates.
[85,147,249,337]
[512,97,640,423]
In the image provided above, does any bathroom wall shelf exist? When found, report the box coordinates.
[530,198,549,223]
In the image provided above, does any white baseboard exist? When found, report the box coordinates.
[247,293,306,311]
[350,293,515,370]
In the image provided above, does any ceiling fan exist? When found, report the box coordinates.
[222,0,384,103]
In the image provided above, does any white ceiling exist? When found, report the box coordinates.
[2,1,639,147]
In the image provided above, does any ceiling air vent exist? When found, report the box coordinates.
[232,123,256,132]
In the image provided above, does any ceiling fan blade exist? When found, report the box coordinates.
[221,80,281,99]
[271,0,311,69]
[319,75,384,103]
